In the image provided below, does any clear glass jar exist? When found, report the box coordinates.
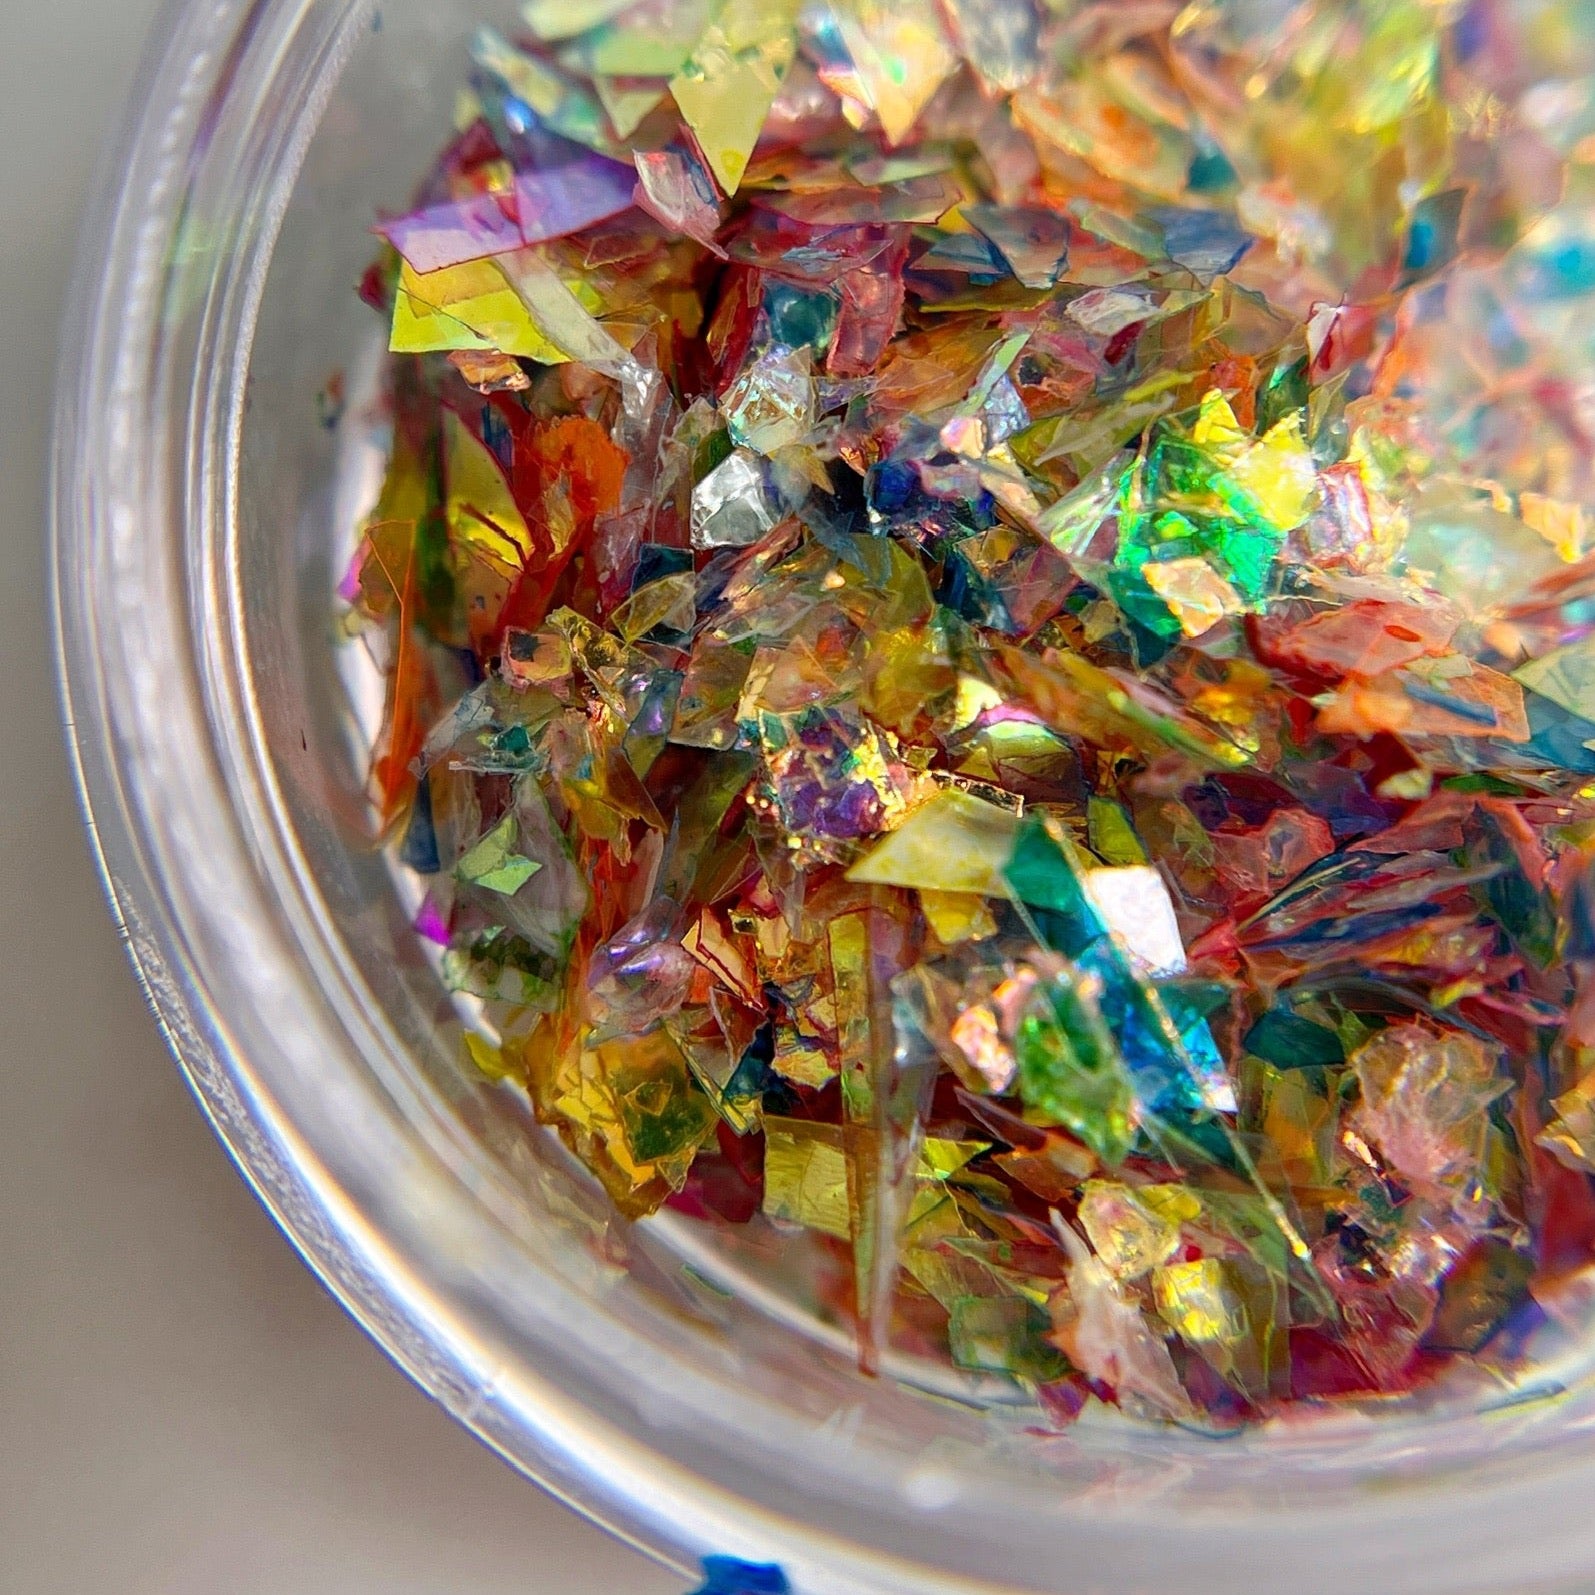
[50,1,1595,1590]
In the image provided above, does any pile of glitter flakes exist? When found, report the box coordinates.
[344,0,1595,1425]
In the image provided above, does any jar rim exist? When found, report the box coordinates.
[49,4,1595,1591]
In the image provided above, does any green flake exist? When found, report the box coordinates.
[1002,815,1102,950]
[948,1295,1067,1381]
[1087,797,1149,867]
[440,927,562,1008]
[1113,416,1291,605]
[1014,968,1136,1166]
[457,813,544,896]
[619,1068,719,1165]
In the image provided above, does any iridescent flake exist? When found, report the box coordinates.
[691,448,778,548]
[723,345,816,454]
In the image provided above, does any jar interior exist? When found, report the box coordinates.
[218,0,1595,1585]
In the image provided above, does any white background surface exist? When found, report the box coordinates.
[0,5,678,1591]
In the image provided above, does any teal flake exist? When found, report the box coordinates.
[764,282,838,353]
[1002,817,1103,951]
[1243,1005,1345,1070]
[1103,567,1182,639]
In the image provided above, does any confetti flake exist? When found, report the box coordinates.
[763,1117,851,1237]
[723,344,815,454]
[671,0,800,194]
[379,151,636,274]
[1140,556,1245,637]
[691,447,779,548]
[1081,866,1187,978]
[962,204,1070,290]
[941,0,1039,96]
[831,0,958,147]
[457,813,543,894]
[847,789,1021,896]
[391,258,569,364]
[634,144,723,249]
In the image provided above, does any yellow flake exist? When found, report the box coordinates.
[949,674,1005,731]
[1135,1184,1204,1228]
[536,1030,718,1213]
[1190,387,1248,459]
[915,1137,992,1181]
[919,888,998,944]
[828,911,873,1119]
[763,1117,852,1238]
[595,76,668,140]
[523,0,638,40]
[772,1021,835,1088]
[846,788,1022,897]
[670,0,800,194]
[393,257,571,364]
[1521,492,1588,562]
[902,1245,999,1311]
[1229,413,1319,531]
[610,570,698,643]
[463,1030,519,1082]
[444,409,532,574]
[1152,1258,1248,1344]
[1259,1065,1337,1190]
[1377,766,1434,801]
[1538,1062,1595,1175]
[833,0,958,146]
[1079,1181,1184,1280]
